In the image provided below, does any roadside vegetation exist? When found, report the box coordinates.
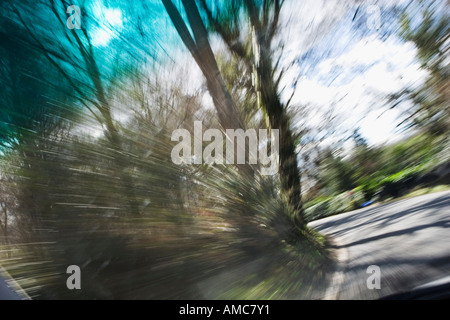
[305,132,450,222]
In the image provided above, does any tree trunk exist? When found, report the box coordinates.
[162,0,254,176]
[162,0,244,132]
[256,35,304,227]
[197,0,306,226]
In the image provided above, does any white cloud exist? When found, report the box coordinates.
[288,34,428,146]
[317,36,424,82]
[91,7,124,47]
[281,0,350,53]
[359,108,404,145]
[294,78,338,106]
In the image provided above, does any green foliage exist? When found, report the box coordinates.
[400,4,449,135]
[318,151,356,196]
[380,165,424,184]
[308,131,447,221]
[305,189,365,222]
[304,195,333,209]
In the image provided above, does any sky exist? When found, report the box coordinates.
[277,0,436,149]
[91,5,124,47]
[292,34,426,146]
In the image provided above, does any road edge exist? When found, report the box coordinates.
[322,236,349,300]
[0,265,31,300]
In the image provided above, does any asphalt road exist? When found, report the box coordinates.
[0,267,23,300]
[309,190,450,299]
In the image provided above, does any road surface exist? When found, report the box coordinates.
[309,190,450,299]
[0,266,25,300]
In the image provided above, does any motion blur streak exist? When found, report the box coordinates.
[0,0,448,299]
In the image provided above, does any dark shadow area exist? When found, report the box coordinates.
[334,220,449,248]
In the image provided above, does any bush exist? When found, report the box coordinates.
[376,166,425,199]
[305,189,365,222]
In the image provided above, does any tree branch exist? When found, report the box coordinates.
[161,0,201,64]
[197,0,251,70]
[10,3,104,125]
[268,0,281,40]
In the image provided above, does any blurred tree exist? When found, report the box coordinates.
[161,0,245,132]
[186,0,305,227]
[350,129,379,179]
[318,149,356,195]
[215,52,262,129]
[0,174,15,246]
[400,4,449,135]
[0,3,80,245]
[8,0,142,215]
[0,10,75,149]
[352,129,368,149]
[0,0,331,299]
